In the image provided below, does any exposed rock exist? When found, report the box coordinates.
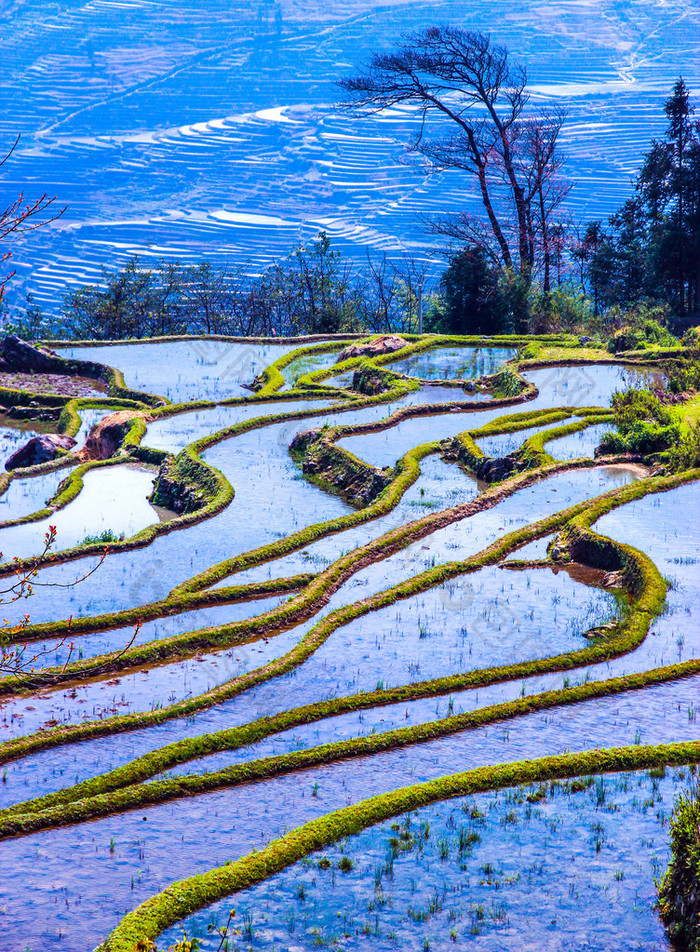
[1,336,64,374]
[338,335,408,362]
[292,430,392,507]
[474,455,522,483]
[601,569,627,589]
[351,368,387,396]
[79,410,145,460]
[5,433,76,471]
[442,436,524,484]
[150,453,216,514]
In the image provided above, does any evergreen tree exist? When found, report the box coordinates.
[589,78,700,316]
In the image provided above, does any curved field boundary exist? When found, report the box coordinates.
[518,413,614,467]
[2,574,314,649]
[0,339,653,578]
[0,457,131,532]
[0,454,649,695]
[95,738,700,951]
[0,466,693,766]
[0,334,688,950]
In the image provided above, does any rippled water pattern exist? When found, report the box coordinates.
[4,0,699,312]
[0,339,695,952]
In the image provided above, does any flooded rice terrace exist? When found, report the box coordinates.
[3,0,700,311]
[0,335,697,952]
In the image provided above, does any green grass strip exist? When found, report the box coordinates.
[519,414,614,468]
[0,465,691,764]
[2,574,314,648]
[0,455,631,694]
[8,623,700,838]
[95,738,700,951]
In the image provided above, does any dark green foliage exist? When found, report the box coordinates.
[0,293,67,340]
[598,388,679,456]
[436,251,529,335]
[668,356,700,394]
[436,249,500,335]
[610,388,672,429]
[682,327,700,349]
[81,530,124,545]
[607,313,677,353]
[658,783,700,950]
[668,424,700,473]
[599,420,678,456]
[581,80,700,317]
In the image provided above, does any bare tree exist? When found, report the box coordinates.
[357,251,402,332]
[516,108,571,292]
[1,135,66,300]
[393,253,432,332]
[339,27,570,286]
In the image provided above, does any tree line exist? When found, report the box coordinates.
[339,28,698,337]
[3,235,434,340]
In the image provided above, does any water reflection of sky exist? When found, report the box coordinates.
[4,0,698,311]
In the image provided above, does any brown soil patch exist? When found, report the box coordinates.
[0,372,107,397]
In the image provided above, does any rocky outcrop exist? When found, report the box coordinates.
[471,455,523,482]
[338,335,408,362]
[351,366,390,396]
[442,435,526,484]
[150,452,218,514]
[2,336,66,374]
[290,429,392,507]
[5,434,76,471]
[80,410,144,460]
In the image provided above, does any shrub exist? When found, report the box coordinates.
[81,529,125,545]
[527,286,594,334]
[682,326,700,349]
[598,420,680,456]
[605,302,677,353]
[597,388,679,456]
[658,784,700,950]
[667,424,700,473]
[667,357,700,394]
[611,388,672,430]
[607,319,676,353]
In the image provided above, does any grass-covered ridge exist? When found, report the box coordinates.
[2,332,698,950]
[96,739,700,952]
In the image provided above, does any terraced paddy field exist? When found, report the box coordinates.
[3,0,699,312]
[0,332,698,950]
